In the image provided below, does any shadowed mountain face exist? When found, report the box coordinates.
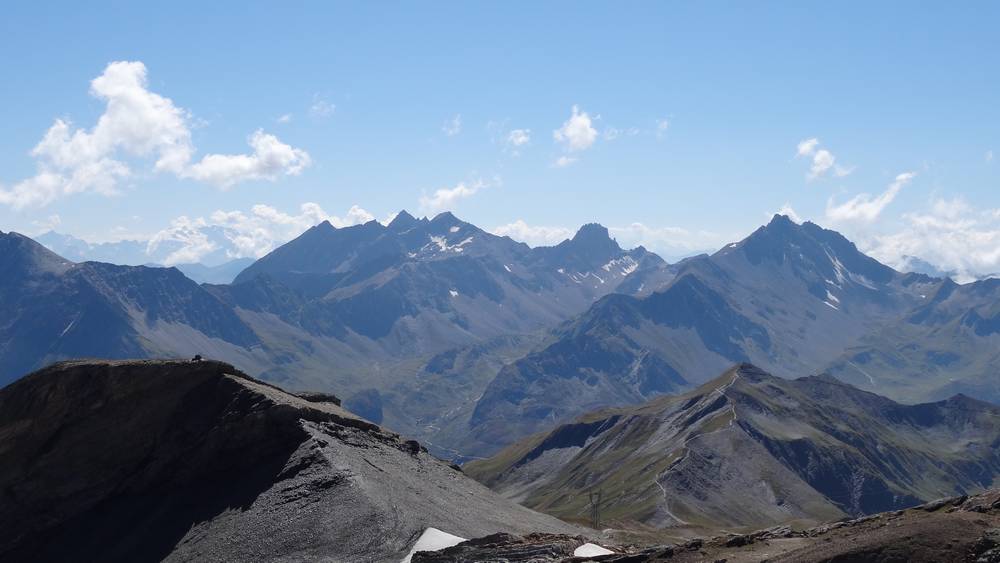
[826,277,1000,404]
[232,212,672,343]
[0,360,583,563]
[466,364,1000,534]
[6,214,1000,465]
[209,212,676,449]
[0,215,676,460]
[465,215,945,455]
[0,232,258,386]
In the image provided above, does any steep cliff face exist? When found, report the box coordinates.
[0,360,582,563]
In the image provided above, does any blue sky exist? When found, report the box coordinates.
[1,2,997,274]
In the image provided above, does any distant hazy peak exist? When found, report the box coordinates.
[571,222,614,244]
[431,211,459,224]
[388,209,419,230]
[313,219,337,232]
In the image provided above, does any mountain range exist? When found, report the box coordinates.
[4,212,1000,463]
[466,363,1000,533]
[463,216,944,454]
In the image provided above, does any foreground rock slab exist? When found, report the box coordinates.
[415,491,1000,562]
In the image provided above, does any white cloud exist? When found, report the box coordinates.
[795,137,853,180]
[862,197,1000,282]
[492,220,574,247]
[276,113,293,124]
[419,178,490,213]
[796,138,820,157]
[810,149,836,178]
[825,171,916,224]
[988,150,995,163]
[149,215,219,265]
[495,218,727,258]
[507,129,531,149]
[553,156,578,168]
[30,214,63,234]
[148,203,374,265]
[610,223,723,256]
[553,105,597,152]
[655,118,670,139]
[185,130,311,189]
[603,127,639,141]
[775,203,803,223]
[309,96,335,118]
[442,114,462,136]
[0,61,310,208]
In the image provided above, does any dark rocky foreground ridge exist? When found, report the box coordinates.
[412,490,1000,562]
[0,359,584,563]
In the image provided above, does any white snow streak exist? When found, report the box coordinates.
[574,543,615,557]
[401,528,466,563]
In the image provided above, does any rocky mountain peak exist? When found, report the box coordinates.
[431,211,460,224]
[388,209,420,231]
[720,213,896,289]
[0,230,74,276]
[571,222,617,248]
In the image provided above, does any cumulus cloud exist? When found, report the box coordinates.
[554,105,597,152]
[0,61,310,208]
[553,156,578,168]
[442,114,462,136]
[185,130,311,188]
[148,216,219,265]
[276,113,293,124]
[148,203,374,265]
[775,203,803,223]
[795,137,853,180]
[610,223,723,257]
[492,220,574,247]
[860,197,1000,282]
[796,138,820,157]
[825,172,916,224]
[419,178,491,213]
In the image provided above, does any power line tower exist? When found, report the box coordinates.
[588,489,603,529]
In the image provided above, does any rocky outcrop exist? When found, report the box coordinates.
[411,533,586,562]
[414,490,1000,562]
[0,359,583,563]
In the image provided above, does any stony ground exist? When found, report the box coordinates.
[414,491,1000,562]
